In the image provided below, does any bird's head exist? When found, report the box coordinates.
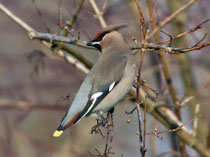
[86,24,127,52]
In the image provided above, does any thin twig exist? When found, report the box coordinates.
[134,39,146,156]
[192,104,200,137]
[135,42,210,54]
[31,0,51,33]
[127,87,209,157]
[194,80,210,97]
[143,96,147,154]
[88,0,107,28]
[0,3,90,74]
[134,1,149,156]
[145,115,201,136]
[146,0,197,40]
[146,0,158,35]
[58,0,63,32]
[135,0,147,39]
[66,0,85,29]
[156,19,210,45]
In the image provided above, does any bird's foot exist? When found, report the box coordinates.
[96,111,108,126]
[91,119,105,137]
[101,118,108,126]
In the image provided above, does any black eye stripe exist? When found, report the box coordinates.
[93,31,109,42]
[92,34,104,42]
[97,34,105,41]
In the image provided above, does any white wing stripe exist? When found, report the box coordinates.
[109,82,115,92]
[91,92,103,100]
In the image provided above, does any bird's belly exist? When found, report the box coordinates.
[90,66,136,115]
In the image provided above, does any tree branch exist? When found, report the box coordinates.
[88,0,107,28]
[0,2,90,74]
[146,0,197,40]
[0,2,210,156]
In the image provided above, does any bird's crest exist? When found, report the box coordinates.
[92,24,127,42]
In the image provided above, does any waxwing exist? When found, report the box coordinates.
[53,24,137,137]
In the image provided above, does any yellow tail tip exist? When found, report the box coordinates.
[53,130,63,137]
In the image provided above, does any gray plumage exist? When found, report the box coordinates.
[53,26,136,137]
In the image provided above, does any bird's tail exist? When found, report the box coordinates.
[53,112,81,137]
[53,125,64,137]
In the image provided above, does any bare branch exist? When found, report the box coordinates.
[0,2,90,74]
[66,0,85,29]
[132,41,210,54]
[135,0,147,39]
[88,0,107,28]
[128,87,210,157]
[28,31,77,44]
[156,19,210,45]
[146,0,198,40]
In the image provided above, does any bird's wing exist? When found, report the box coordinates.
[74,54,128,124]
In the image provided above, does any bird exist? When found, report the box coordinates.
[53,24,137,137]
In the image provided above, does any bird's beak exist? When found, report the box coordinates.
[86,41,102,52]
[86,41,100,46]
[86,42,94,46]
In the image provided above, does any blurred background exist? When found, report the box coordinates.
[0,0,210,156]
